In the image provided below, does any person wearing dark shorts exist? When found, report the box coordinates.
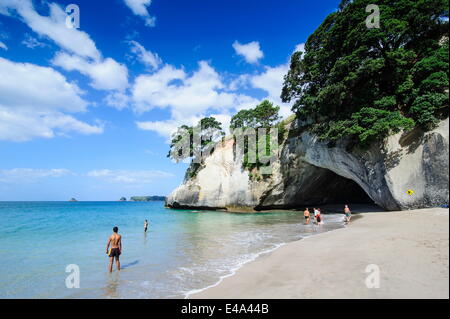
[109,248,121,258]
[106,226,122,272]
[303,208,310,224]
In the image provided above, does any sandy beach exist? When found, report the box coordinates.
[191,208,449,299]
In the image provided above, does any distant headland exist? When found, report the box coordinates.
[128,196,166,202]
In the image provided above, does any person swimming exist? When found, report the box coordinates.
[106,226,122,273]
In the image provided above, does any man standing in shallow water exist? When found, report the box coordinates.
[344,205,352,223]
[303,208,310,224]
[106,226,122,272]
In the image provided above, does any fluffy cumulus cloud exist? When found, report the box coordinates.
[232,40,264,64]
[0,168,73,183]
[132,61,245,114]
[104,91,131,110]
[250,64,292,117]
[52,52,129,91]
[127,41,297,140]
[0,40,7,50]
[1,0,129,93]
[0,57,103,141]
[0,0,100,60]
[123,0,156,27]
[132,60,260,139]
[87,169,174,184]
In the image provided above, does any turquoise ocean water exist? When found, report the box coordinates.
[0,201,345,298]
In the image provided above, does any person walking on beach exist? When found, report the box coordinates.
[303,208,310,224]
[344,205,352,223]
[144,219,149,232]
[106,226,122,273]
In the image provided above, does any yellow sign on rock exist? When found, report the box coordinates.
[406,189,414,196]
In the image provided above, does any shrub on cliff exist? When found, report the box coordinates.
[281,0,449,147]
[168,117,225,178]
[230,100,281,173]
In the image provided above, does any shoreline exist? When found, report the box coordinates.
[184,242,287,299]
[190,207,449,299]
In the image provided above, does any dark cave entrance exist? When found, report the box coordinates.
[301,169,375,206]
[255,164,377,211]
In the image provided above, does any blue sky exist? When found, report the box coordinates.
[0,0,339,201]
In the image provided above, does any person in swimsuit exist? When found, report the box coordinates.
[144,219,149,232]
[317,208,323,225]
[313,208,319,224]
[303,208,310,224]
[344,205,351,223]
[106,226,122,273]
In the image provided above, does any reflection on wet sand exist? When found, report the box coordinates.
[104,272,120,298]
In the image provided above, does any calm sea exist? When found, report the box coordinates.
[0,201,344,298]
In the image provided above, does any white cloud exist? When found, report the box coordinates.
[131,61,244,115]
[228,74,250,91]
[232,41,264,64]
[251,64,288,102]
[52,52,129,91]
[0,168,73,183]
[136,116,200,140]
[87,169,174,184]
[0,0,100,60]
[104,91,130,110]
[294,43,305,54]
[2,0,129,93]
[123,0,156,27]
[129,40,162,70]
[127,42,294,140]
[132,61,259,139]
[250,64,293,117]
[0,57,103,141]
[0,57,86,112]
[0,41,7,50]
[22,33,47,49]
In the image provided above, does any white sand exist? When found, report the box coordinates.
[191,208,449,299]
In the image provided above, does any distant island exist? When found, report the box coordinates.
[130,196,166,202]
[69,198,78,202]
[119,197,127,201]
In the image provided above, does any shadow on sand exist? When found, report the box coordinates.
[121,260,139,269]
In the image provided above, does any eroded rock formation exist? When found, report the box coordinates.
[166,118,449,211]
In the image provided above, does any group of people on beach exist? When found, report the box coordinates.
[106,206,353,272]
[303,207,322,225]
[105,219,150,272]
[303,205,352,225]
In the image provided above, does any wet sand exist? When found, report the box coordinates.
[191,207,449,299]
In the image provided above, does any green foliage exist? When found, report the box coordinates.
[230,100,280,129]
[167,117,225,162]
[282,0,449,147]
[230,100,281,175]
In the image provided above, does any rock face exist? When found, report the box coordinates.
[166,118,449,211]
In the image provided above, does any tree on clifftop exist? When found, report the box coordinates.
[230,100,281,172]
[230,100,280,130]
[281,0,449,147]
[167,117,225,163]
